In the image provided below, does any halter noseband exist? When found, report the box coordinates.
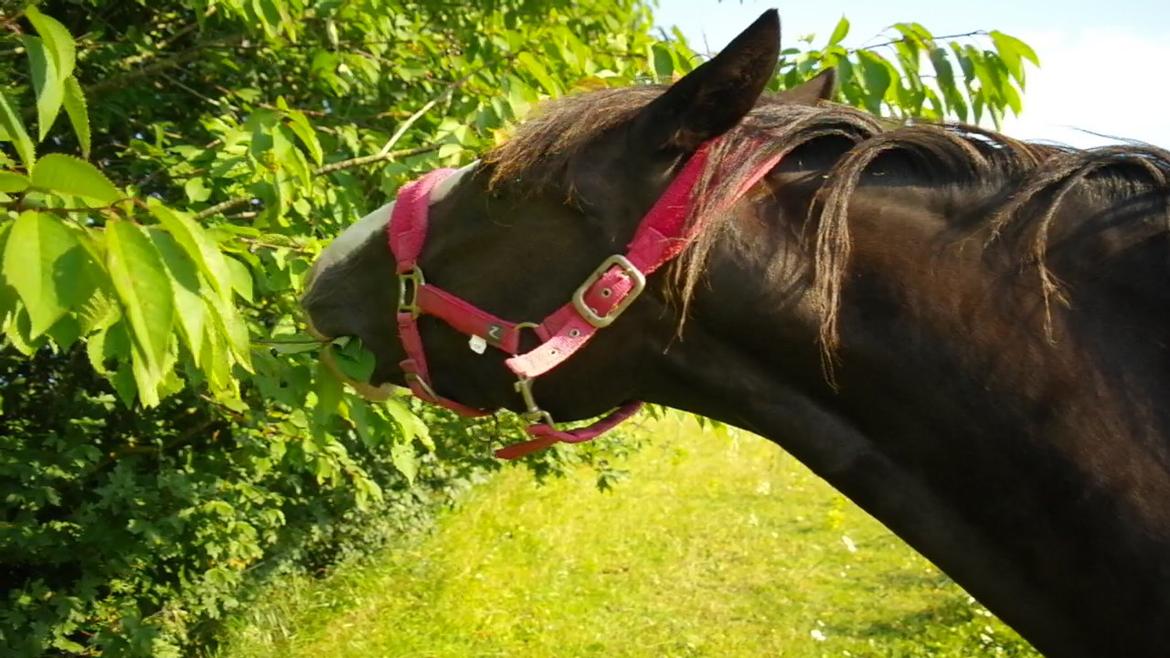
[387,137,779,459]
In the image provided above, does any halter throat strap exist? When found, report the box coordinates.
[387,138,780,459]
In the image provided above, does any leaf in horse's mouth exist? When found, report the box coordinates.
[329,336,376,383]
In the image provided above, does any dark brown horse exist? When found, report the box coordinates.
[302,10,1170,656]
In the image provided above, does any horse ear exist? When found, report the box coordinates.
[777,69,836,104]
[632,9,780,153]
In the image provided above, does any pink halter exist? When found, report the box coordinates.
[388,137,780,459]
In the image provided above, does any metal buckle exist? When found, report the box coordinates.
[514,377,556,427]
[571,254,646,328]
[397,267,425,316]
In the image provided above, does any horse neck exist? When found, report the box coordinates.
[647,174,1170,657]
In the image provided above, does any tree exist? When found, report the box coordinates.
[0,1,1036,655]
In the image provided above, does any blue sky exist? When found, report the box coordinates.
[655,1,1170,147]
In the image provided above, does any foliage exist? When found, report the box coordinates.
[0,0,1036,655]
[217,417,1037,657]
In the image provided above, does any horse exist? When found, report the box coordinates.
[301,10,1170,656]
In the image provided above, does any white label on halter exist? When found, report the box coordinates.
[468,335,487,354]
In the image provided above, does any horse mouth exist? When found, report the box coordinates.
[319,345,399,401]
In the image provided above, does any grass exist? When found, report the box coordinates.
[216,417,1038,657]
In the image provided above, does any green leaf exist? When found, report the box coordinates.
[390,440,418,484]
[856,51,892,115]
[330,338,375,382]
[0,172,29,193]
[25,6,76,81]
[63,76,90,158]
[990,30,1039,84]
[284,110,324,166]
[649,43,673,81]
[517,51,560,96]
[23,35,64,141]
[226,255,254,302]
[1,211,100,337]
[149,228,206,362]
[31,154,121,205]
[147,199,233,302]
[106,219,175,385]
[0,90,35,169]
[185,178,212,203]
[828,16,850,46]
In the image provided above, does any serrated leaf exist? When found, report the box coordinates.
[147,199,233,302]
[828,16,850,46]
[31,154,121,205]
[63,76,90,158]
[149,228,206,362]
[106,219,175,385]
[25,6,76,81]
[2,211,100,337]
[0,90,35,169]
[0,172,29,193]
[22,35,64,142]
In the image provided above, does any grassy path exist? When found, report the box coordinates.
[218,418,1036,657]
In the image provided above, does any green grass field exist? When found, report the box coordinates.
[216,417,1038,657]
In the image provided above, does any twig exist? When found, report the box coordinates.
[858,29,986,53]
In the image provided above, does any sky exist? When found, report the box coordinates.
[654,0,1170,148]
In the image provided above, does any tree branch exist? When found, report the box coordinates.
[193,143,440,221]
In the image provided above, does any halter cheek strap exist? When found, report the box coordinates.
[387,138,783,459]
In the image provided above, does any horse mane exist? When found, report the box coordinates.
[484,85,1170,357]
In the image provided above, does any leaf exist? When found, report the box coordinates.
[149,228,206,362]
[828,16,850,46]
[185,178,212,203]
[330,338,375,382]
[856,51,892,115]
[990,30,1039,85]
[2,211,100,337]
[0,172,29,193]
[106,219,175,384]
[63,76,91,158]
[649,43,673,81]
[147,199,233,302]
[226,255,254,302]
[517,51,560,96]
[0,90,35,169]
[22,35,64,141]
[284,110,324,166]
[390,440,418,484]
[31,154,121,205]
[25,6,76,80]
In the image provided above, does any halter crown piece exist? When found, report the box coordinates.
[387,136,783,459]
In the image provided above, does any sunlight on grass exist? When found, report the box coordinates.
[217,417,1037,657]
